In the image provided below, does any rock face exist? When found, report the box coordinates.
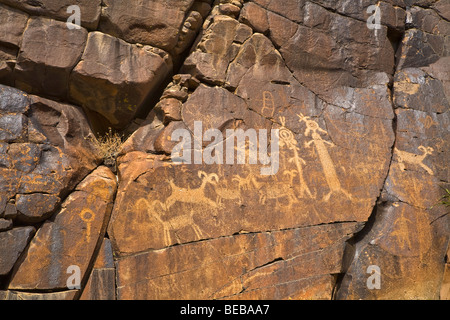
[99,0,196,52]
[14,17,88,98]
[69,31,172,131]
[0,85,100,217]
[0,226,35,276]
[0,4,28,86]
[0,0,449,300]
[8,166,117,291]
[80,238,116,300]
[0,0,102,29]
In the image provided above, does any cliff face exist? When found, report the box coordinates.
[0,0,449,300]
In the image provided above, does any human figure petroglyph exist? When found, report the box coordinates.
[79,209,95,243]
[283,169,304,188]
[279,116,313,199]
[171,121,280,175]
[395,146,434,175]
[298,113,352,201]
[390,213,414,250]
[261,91,275,118]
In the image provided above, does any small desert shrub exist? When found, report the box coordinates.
[88,128,124,169]
[438,188,450,208]
[431,186,450,211]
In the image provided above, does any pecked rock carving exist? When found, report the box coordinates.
[0,0,448,301]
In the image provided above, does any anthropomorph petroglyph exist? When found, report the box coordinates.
[298,113,352,201]
[79,209,95,243]
[390,213,414,250]
[279,116,313,199]
[261,91,275,118]
[171,121,280,175]
[394,146,434,175]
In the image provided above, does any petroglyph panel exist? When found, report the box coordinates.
[109,82,395,255]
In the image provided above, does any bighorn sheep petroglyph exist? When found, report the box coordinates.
[164,171,220,209]
[133,198,204,247]
[395,146,434,175]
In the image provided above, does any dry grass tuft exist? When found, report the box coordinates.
[87,128,124,169]
[431,186,450,211]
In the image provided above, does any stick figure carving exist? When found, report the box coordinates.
[279,116,313,199]
[261,91,275,118]
[298,113,352,201]
[390,213,413,250]
[79,209,95,243]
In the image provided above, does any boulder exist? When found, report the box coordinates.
[16,193,61,224]
[0,226,35,276]
[0,84,100,238]
[69,32,172,130]
[99,0,195,51]
[108,1,449,301]
[108,29,396,299]
[0,4,29,48]
[182,15,244,86]
[0,218,12,231]
[8,166,117,290]
[14,17,88,98]
[0,0,102,29]
[80,238,116,300]
[116,223,357,299]
[0,3,29,85]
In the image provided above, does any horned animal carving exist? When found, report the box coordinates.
[133,199,204,247]
[395,146,434,175]
[164,171,220,209]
